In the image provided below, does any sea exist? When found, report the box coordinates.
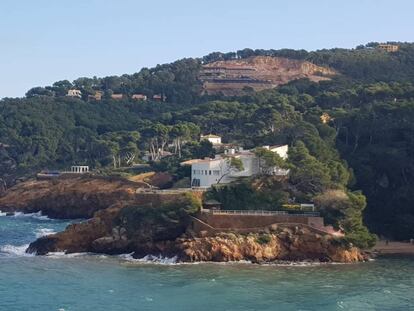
[1,211,414,311]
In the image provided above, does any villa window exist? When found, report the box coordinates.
[209,170,212,175]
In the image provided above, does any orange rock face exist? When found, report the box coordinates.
[176,229,366,263]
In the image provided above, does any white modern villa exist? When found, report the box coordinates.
[181,145,289,188]
[200,134,222,145]
[66,89,82,98]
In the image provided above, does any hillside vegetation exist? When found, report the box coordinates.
[1,42,414,242]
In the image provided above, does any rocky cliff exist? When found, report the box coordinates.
[0,175,146,218]
[177,229,365,263]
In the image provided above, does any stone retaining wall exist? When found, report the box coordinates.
[197,212,324,229]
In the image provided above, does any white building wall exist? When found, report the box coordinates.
[190,145,289,188]
[191,154,258,188]
[269,145,289,159]
[191,160,223,187]
[209,137,221,145]
[201,135,222,145]
[228,154,259,178]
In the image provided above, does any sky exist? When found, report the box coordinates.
[0,0,413,98]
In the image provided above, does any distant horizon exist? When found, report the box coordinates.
[1,0,413,98]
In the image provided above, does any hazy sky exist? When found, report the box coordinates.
[0,0,413,98]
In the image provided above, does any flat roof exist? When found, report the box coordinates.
[180,158,221,166]
[269,144,288,149]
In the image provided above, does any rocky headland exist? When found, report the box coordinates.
[0,176,366,263]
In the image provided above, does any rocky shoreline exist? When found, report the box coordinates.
[1,176,367,263]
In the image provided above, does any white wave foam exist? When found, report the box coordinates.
[0,210,7,216]
[0,244,32,257]
[45,252,88,258]
[13,211,51,220]
[35,228,56,238]
[120,253,178,265]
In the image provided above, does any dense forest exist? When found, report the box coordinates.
[1,42,413,243]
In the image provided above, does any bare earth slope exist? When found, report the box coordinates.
[200,56,336,95]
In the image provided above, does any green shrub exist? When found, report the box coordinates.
[256,234,272,245]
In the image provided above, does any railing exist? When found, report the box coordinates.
[206,209,320,217]
[136,187,207,194]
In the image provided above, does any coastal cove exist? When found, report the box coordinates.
[2,1,414,310]
[1,214,414,311]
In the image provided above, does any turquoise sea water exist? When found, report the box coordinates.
[1,213,414,311]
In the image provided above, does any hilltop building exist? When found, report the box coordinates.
[132,94,147,101]
[153,94,167,102]
[261,145,288,159]
[182,145,289,188]
[200,134,222,145]
[111,94,123,100]
[377,44,399,52]
[66,89,82,98]
[320,113,332,124]
[88,91,103,101]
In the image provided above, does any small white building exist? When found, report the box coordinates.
[70,166,89,173]
[182,145,289,188]
[262,145,289,159]
[132,94,147,101]
[67,89,82,98]
[200,134,222,145]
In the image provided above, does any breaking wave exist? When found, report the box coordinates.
[35,228,57,238]
[120,253,179,265]
[0,210,52,220]
[0,244,32,257]
[46,252,87,258]
[13,211,51,220]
